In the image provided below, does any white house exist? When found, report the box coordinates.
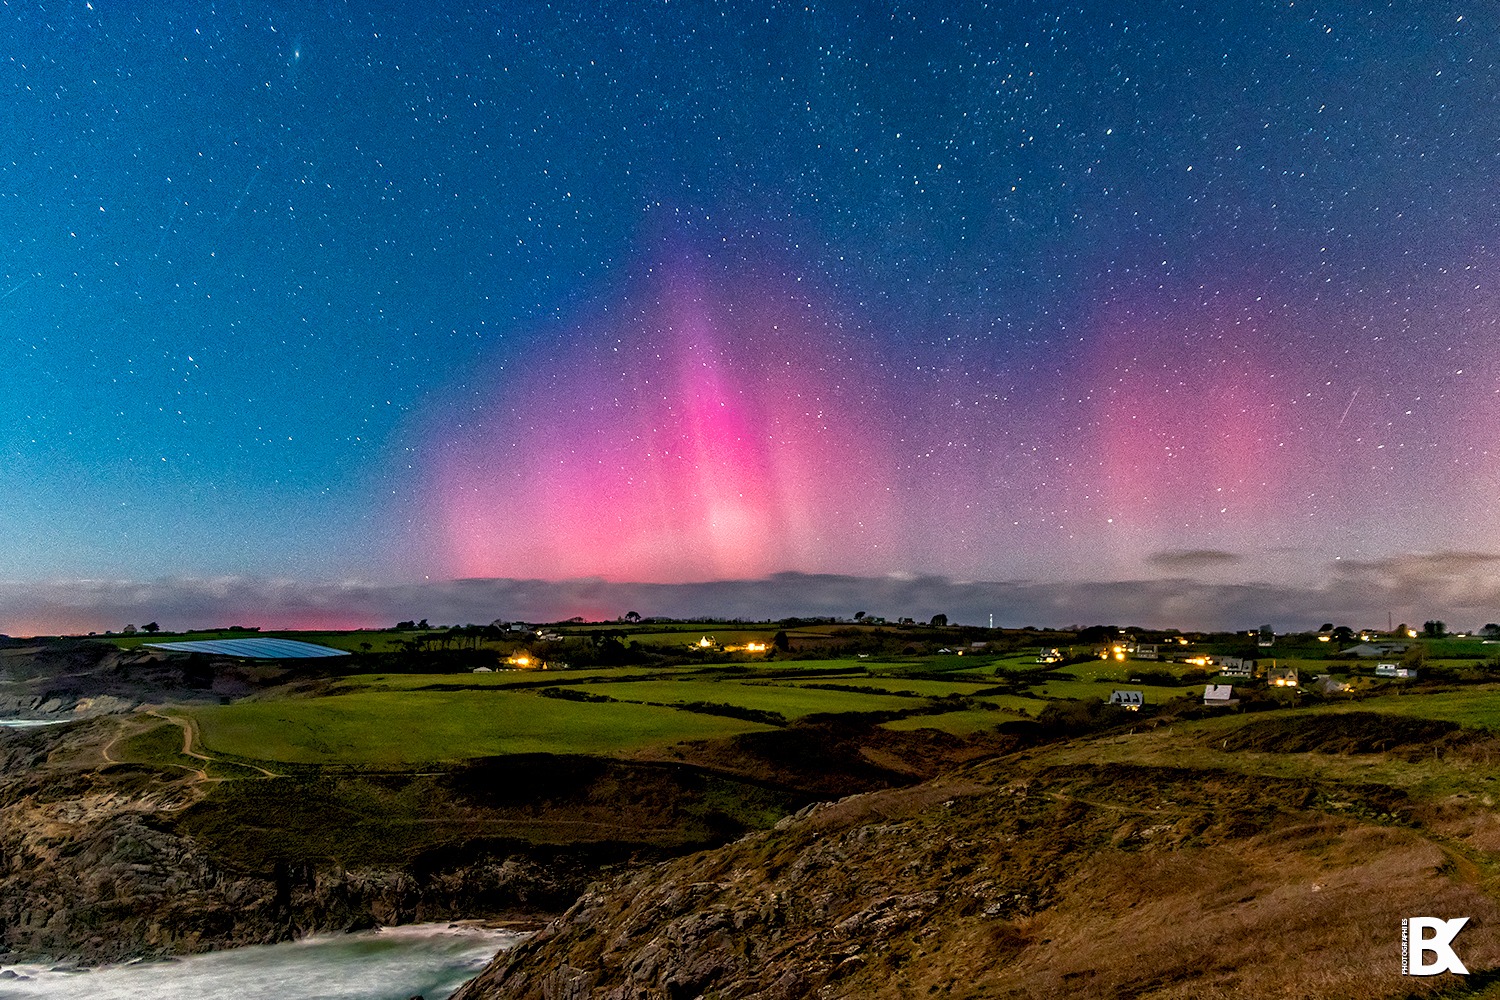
[1212,656,1254,679]
[1204,684,1239,706]
[1109,690,1145,711]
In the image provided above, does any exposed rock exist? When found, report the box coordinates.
[453,756,1500,999]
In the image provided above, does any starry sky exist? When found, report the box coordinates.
[4,2,1499,634]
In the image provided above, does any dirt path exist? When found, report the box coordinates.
[100,709,283,783]
[144,709,283,778]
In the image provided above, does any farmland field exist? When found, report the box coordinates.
[781,677,996,698]
[880,708,1022,735]
[1314,687,1500,730]
[582,679,924,718]
[190,690,774,766]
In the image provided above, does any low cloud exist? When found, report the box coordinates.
[1146,549,1243,572]
[4,554,1500,637]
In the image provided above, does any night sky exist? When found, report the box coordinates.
[5,2,1499,634]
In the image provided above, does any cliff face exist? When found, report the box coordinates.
[454,717,1500,1000]
[0,722,578,964]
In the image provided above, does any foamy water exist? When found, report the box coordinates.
[0,923,523,1000]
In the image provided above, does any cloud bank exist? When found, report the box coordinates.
[4,552,1499,637]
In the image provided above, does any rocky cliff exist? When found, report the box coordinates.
[454,713,1500,999]
[0,721,583,964]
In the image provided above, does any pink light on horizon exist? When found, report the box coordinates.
[429,264,900,583]
[1063,297,1314,570]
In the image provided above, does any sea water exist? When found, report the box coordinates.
[0,923,523,1000]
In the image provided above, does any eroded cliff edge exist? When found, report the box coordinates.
[454,714,1500,1000]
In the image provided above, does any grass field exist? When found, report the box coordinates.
[330,667,666,692]
[782,677,996,698]
[190,690,774,766]
[1315,687,1500,730]
[880,707,1023,735]
[629,629,781,646]
[1032,678,1193,704]
[587,679,925,718]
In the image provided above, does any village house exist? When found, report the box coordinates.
[1204,684,1239,707]
[1268,665,1299,688]
[1212,656,1254,679]
[1109,689,1145,711]
[1375,662,1419,679]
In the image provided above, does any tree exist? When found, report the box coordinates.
[853,611,866,621]
[929,613,948,627]
[1483,624,1500,638]
[624,611,642,623]
[1319,623,1335,633]
[772,630,790,652]
[143,622,160,633]
[1423,620,1447,638]
[1331,626,1355,643]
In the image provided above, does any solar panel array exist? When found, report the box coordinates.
[143,638,351,659]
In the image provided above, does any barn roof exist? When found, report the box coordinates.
[143,637,349,659]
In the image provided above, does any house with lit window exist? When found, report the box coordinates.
[1268,665,1299,688]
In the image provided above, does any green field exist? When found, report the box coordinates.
[630,629,781,646]
[330,667,665,692]
[587,679,924,717]
[880,707,1022,735]
[124,625,1500,775]
[1315,687,1500,730]
[191,690,774,766]
[782,677,996,698]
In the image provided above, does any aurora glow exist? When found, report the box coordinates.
[431,259,901,582]
[2,3,1499,634]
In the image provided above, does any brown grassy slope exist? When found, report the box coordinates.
[455,713,1500,1000]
